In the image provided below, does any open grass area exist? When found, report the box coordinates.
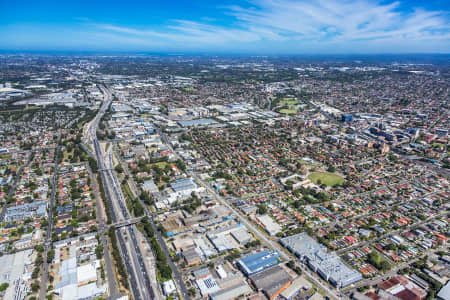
[278,98,299,115]
[24,106,40,111]
[182,87,196,92]
[279,98,299,106]
[308,172,344,187]
[279,108,298,114]
[148,161,170,169]
[0,153,12,160]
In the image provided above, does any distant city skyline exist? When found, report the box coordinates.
[1,0,450,53]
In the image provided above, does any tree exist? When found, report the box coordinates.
[95,245,104,259]
[35,253,43,265]
[257,204,267,215]
[115,164,123,174]
[0,283,9,292]
[31,281,40,292]
[47,249,55,263]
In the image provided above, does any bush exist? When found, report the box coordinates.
[367,252,391,271]
[108,228,129,289]
[0,283,9,292]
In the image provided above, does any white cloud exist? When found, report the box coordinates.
[92,0,450,52]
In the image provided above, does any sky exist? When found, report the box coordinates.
[1,0,450,54]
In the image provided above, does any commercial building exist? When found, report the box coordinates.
[256,215,282,236]
[182,246,202,266]
[237,250,282,276]
[4,200,47,222]
[76,261,99,285]
[207,223,251,251]
[162,280,176,296]
[230,227,251,245]
[280,233,362,288]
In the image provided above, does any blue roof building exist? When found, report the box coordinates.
[341,114,353,122]
[237,250,282,276]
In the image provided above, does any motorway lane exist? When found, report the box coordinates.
[91,86,154,300]
[88,164,120,299]
[113,145,191,300]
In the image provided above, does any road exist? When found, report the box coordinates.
[156,127,340,299]
[336,207,448,256]
[39,135,61,300]
[89,85,154,300]
[113,144,191,300]
[189,170,343,299]
[0,152,34,221]
[88,163,120,299]
[343,245,448,295]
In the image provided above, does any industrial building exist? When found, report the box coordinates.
[177,118,218,127]
[280,276,313,299]
[206,223,251,252]
[341,114,354,122]
[249,265,292,300]
[280,232,362,288]
[209,281,252,300]
[237,250,282,276]
[196,274,220,296]
[142,179,158,193]
[168,177,203,201]
[0,249,33,300]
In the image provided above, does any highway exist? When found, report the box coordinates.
[113,145,191,300]
[88,163,120,299]
[88,85,154,300]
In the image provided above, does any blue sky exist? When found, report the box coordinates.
[1,0,449,54]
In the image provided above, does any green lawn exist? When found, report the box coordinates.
[24,106,40,111]
[0,153,12,160]
[279,108,298,114]
[279,98,299,106]
[278,98,299,115]
[183,87,196,92]
[149,161,170,169]
[308,172,344,187]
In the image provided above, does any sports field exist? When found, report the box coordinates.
[308,172,344,186]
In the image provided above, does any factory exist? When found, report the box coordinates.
[177,118,218,127]
[237,250,282,276]
[250,265,292,300]
[281,232,362,288]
